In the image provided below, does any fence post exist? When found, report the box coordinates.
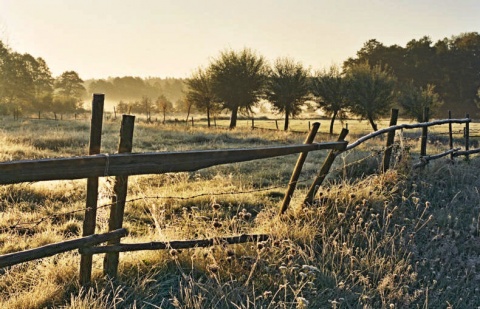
[448,111,454,161]
[303,128,349,205]
[191,117,194,127]
[251,118,254,129]
[275,120,279,130]
[465,113,470,161]
[382,108,399,172]
[308,121,311,132]
[420,107,429,157]
[104,115,135,278]
[80,94,104,287]
[279,123,320,214]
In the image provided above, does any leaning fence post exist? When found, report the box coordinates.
[448,111,454,161]
[303,128,349,205]
[275,120,279,130]
[420,107,429,157]
[104,115,135,278]
[382,108,399,172]
[80,94,104,287]
[279,122,320,215]
[465,113,470,161]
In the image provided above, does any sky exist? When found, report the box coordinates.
[0,0,478,80]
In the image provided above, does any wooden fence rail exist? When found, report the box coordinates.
[0,142,347,185]
[80,234,269,255]
[0,229,127,268]
[345,117,471,151]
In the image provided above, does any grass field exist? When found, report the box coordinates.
[0,115,479,308]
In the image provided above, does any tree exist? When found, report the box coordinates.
[24,55,54,115]
[398,83,443,122]
[265,57,309,131]
[311,65,349,134]
[116,100,134,114]
[55,71,86,112]
[0,52,36,114]
[155,95,173,124]
[135,96,154,121]
[186,68,219,127]
[345,63,397,131]
[209,48,268,128]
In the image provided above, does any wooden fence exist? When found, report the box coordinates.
[0,96,477,288]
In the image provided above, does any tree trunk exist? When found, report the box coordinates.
[368,116,378,131]
[329,110,338,135]
[284,112,289,131]
[207,107,211,128]
[229,106,238,128]
[185,104,192,123]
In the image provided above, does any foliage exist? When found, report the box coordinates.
[344,32,480,116]
[87,76,186,104]
[311,65,349,134]
[156,94,174,124]
[186,68,220,127]
[345,63,397,131]
[398,83,443,121]
[209,48,269,128]
[265,57,310,131]
[54,71,86,111]
[136,96,154,121]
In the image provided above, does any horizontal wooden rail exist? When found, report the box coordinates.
[80,234,269,254]
[0,142,347,184]
[346,118,471,151]
[413,148,460,168]
[453,147,480,157]
[0,228,127,268]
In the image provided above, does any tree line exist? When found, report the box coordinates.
[2,32,479,129]
[185,32,480,132]
[0,40,87,117]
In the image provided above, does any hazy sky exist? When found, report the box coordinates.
[0,0,478,80]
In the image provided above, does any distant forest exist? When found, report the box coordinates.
[344,33,480,116]
[84,77,186,107]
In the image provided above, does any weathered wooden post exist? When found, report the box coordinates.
[420,107,429,157]
[279,123,320,214]
[191,117,194,127]
[448,111,454,161]
[275,120,279,130]
[251,118,254,129]
[303,128,349,205]
[382,108,399,172]
[104,115,135,278]
[465,113,470,161]
[80,94,104,287]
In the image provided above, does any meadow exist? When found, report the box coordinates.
[0,114,479,308]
